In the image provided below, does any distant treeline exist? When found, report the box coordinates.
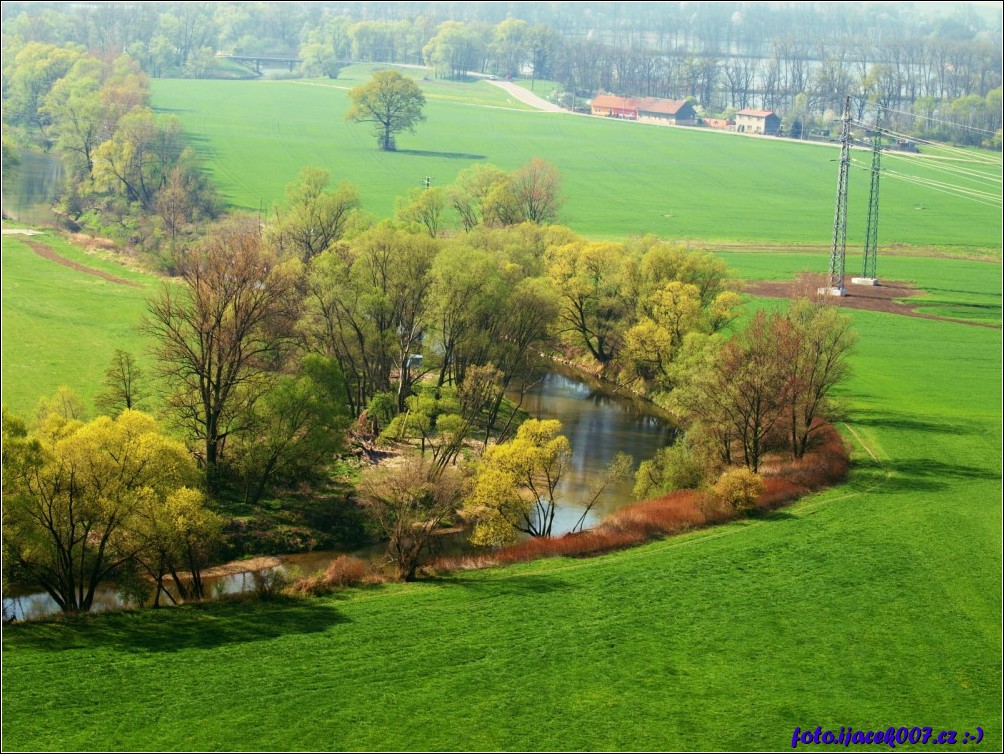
[2,1,1001,146]
[2,2,1001,144]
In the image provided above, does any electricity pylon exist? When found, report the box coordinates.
[823,96,851,296]
[861,131,881,280]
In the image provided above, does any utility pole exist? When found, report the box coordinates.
[423,176,432,189]
[821,95,851,297]
[852,127,882,286]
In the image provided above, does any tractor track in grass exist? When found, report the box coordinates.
[20,238,142,288]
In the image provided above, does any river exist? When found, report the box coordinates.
[3,369,673,621]
[1,149,65,225]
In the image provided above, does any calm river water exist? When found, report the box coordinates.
[1,149,64,224]
[3,371,673,621]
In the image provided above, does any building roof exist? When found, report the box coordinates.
[736,109,778,118]
[590,94,639,110]
[704,118,734,128]
[636,97,692,116]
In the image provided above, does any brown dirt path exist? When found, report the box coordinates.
[21,238,142,288]
[745,278,1000,329]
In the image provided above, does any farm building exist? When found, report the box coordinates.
[590,94,639,118]
[590,94,698,125]
[636,98,697,125]
[736,109,781,135]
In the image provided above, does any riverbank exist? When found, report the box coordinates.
[430,421,849,573]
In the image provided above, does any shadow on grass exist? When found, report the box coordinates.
[748,509,798,522]
[851,410,977,436]
[182,133,220,160]
[852,455,998,492]
[3,596,347,654]
[394,149,486,160]
[428,572,571,597]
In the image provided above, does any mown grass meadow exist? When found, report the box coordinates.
[1,233,156,415]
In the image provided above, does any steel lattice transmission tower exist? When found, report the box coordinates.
[861,130,881,280]
[824,96,852,296]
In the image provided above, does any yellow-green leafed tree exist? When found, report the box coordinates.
[463,418,571,546]
[346,68,426,151]
[546,240,630,365]
[2,408,209,613]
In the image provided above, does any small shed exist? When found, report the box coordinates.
[703,117,734,130]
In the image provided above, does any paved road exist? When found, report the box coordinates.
[487,80,565,112]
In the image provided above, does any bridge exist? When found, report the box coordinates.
[216,54,304,73]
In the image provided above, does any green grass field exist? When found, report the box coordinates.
[1,233,157,416]
[2,70,1001,751]
[151,65,1002,251]
[3,297,1000,750]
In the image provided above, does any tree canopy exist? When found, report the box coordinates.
[2,408,211,613]
[346,69,426,151]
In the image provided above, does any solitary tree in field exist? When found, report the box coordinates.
[95,349,144,415]
[346,69,426,151]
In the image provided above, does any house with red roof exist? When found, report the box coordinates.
[636,97,697,126]
[736,109,781,135]
[590,94,698,126]
[590,94,639,119]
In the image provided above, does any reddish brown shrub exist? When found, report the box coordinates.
[289,555,370,596]
[756,477,807,509]
[607,489,707,536]
[325,555,368,587]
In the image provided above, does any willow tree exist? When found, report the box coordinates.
[463,418,572,545]
[2,410,203,613]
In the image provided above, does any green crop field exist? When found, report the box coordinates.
[150,65,1001,251]
[2,69,1001,752]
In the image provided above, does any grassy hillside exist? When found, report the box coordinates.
[1,233,157,416]
[2,68,1000,752]
[150,66,1001,251]
[3,299,1000,750]
[2,229,1001,749]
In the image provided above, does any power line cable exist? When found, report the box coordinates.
[877,104,1000,136]
[858,121,1003,166]
[883,152,1002,187]
[881,170,1003,207]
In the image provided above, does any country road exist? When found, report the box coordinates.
[487,80,566,112]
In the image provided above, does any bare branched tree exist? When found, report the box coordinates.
[144,217,301,489]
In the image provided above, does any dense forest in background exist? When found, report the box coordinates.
[2,1,1001,146]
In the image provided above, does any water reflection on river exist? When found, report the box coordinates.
[1,149,64,225]
[3,370,673,621]
[516,370,675,534]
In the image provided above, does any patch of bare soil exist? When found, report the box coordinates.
[746,277,999,329]
[23,238,142,288]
